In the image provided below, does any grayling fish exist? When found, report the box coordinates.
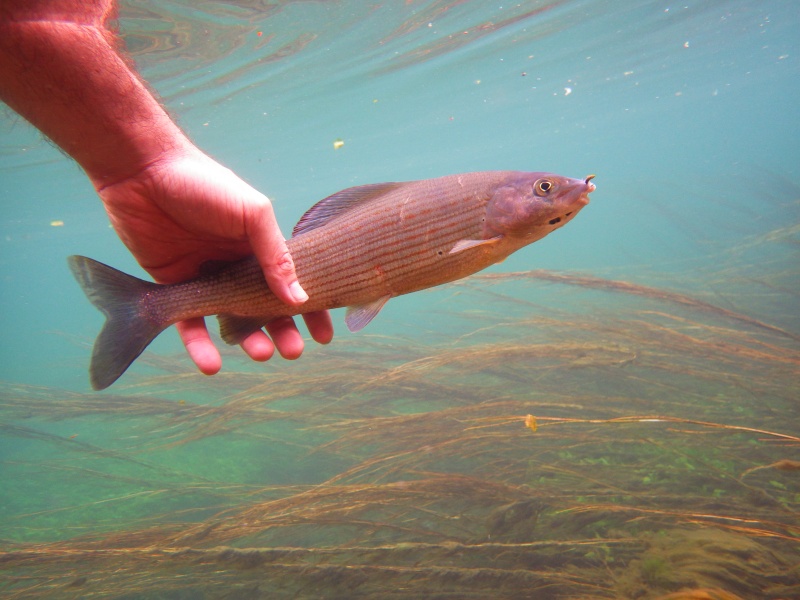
[69,171,595,389]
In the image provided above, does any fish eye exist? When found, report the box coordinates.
[535,179,553,195]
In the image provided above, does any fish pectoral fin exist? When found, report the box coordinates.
[345,295,392,332]
[449,235,504,255]
[217,314,269,345]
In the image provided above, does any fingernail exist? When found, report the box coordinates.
[289,281,309,303]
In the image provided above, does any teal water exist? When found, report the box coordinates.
[1,1,798,598]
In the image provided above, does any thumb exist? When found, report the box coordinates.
[246,197,309,306]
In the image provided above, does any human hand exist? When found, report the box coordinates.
[95,146,334,375]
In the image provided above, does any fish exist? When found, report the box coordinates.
[69,170,595,390]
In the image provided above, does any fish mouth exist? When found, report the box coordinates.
[578,174,596,204]
[547,179,594,226]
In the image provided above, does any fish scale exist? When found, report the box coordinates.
[291,174,502,302]
[69,170,595,389]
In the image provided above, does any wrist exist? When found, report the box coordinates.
[88,124,197,192]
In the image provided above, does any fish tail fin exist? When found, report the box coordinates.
[68,255,166,390]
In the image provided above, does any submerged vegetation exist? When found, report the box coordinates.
[1,267,798,599]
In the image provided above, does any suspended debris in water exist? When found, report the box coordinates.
[524,414,537,433]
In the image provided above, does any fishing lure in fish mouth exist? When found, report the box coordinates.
[69,170,596,390]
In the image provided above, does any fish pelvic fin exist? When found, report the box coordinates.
[345,295,392,332]
[68,256,165,390]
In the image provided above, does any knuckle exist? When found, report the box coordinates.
[250,194,274,213]
[274,250,295,274]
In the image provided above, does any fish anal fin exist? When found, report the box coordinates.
[345,295,392,332]
[293,182,405,236]
[218,314,268,345]
[449,235,503,255]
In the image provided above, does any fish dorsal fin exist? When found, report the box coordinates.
[345,295,392,332]
[293,182,404,236]
[449,235,503,255]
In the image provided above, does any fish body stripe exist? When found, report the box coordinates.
[144,170,591,327]
[149,174,503,324]
[69,170,594,389]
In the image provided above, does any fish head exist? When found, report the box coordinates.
[484,172,595,240]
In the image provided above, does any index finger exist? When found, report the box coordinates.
[245,197,309,307]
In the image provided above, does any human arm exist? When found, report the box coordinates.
[0,0,333,373]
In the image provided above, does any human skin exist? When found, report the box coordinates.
[0,0,334,376]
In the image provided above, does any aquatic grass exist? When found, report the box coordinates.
[1,271,798,598]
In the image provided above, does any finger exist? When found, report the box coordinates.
[175,317,221,375]
[265,317,305,360]
[240,329,275,362]
[246,198,309,307]
[303,310,334,345]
